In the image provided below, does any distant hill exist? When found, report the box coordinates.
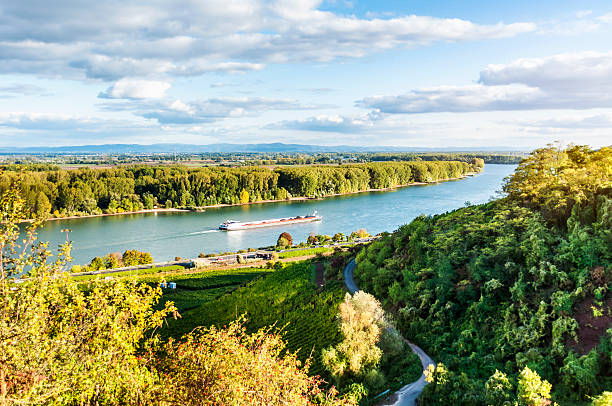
[0,143,526,155]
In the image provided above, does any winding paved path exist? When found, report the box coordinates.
[343,259,435,406]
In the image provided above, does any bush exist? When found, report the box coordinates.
[277,232,293,248]
[157,320,354,405]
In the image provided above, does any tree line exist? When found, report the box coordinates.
[0,160,481,218]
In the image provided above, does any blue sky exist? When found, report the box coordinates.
[1,0,611,148]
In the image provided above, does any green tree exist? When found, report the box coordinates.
[122,249,140,266]
[308,233,319,245]
[34,191,51,218]
[139,251,153,264]
[0,181,176,405]
[485,369,513,405]
[333,233,345,243]
[142,193,155,209]
[517,367,553,406]
[277,232,293,248]
[591,391,612,406]
[89,256,105,271]
[322,292,387,383]
[240,189,250,204]
[157,319,355,406]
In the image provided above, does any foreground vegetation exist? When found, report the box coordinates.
[0,184,355,405]
[355,145,612,405]
[0,159,481,218]
[165,262,347,378]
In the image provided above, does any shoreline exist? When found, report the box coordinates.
[24,172,478,223]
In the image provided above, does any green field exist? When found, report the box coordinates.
[278,246,333,259]
[144,267,274,312]
[72,264,185,282]
[163,261,346,378]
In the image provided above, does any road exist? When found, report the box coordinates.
[343,259,435,406]
[67,238,380,278]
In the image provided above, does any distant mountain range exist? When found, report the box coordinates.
[0,143,527,154]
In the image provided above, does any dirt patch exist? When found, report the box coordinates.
[567,296,612,355]
[314,262,325,287]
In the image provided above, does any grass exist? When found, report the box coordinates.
[278,246,333,259]
[157,286,238,313]
[163,261,346,378]
[72,265,185,281]
[74,265,272,313]
[141,266,274,312]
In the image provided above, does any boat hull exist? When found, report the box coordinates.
[219,216,321,231]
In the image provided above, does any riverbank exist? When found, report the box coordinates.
[21,208,191,223]
[26,172,477,223]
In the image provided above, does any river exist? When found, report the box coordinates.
[33,164,516,265]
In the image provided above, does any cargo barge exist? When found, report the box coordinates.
[219,211,321,231]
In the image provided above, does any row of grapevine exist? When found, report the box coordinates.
[164,262,346,379]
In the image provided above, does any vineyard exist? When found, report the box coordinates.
[278,246,333,259]
[164,261,346,378]
[144,267,274,312]
[72,264,186,282]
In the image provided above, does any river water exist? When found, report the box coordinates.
[34,164,516,265]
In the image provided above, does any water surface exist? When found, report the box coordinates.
[35,164,516,265]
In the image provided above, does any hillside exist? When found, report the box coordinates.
[164,262,347,378]
[354,145,612,404]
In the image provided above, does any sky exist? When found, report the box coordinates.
[1,0,611,149]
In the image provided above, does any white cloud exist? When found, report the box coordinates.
[269,112,384,133]
[98,79,171,99]
[358,51,612,114]
[576,10,592,18]
[478,51,612,92]
[0,0,535,80]
[0,112,149,131]
[359,84,546,114]
[598,13,612,23]
[104,96,323,124]
[518,114,612,129]
[0,83,47,97]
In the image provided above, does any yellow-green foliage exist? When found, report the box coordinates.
[504,144,612,225]
[322,292,386,379]
[517,367,553,406]
[158,319,355,406]
[0,182,176,404]
[591,391,612,406]
[0,183,356,405]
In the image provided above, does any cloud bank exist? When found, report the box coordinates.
[100,96,321,124]
[359,51,612,114]
[0,0,535,81]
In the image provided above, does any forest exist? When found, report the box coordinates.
[0,159,481,218]
[354,145,612,404]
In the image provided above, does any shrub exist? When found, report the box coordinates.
[277,232,293,248]
[157,320,354,406]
